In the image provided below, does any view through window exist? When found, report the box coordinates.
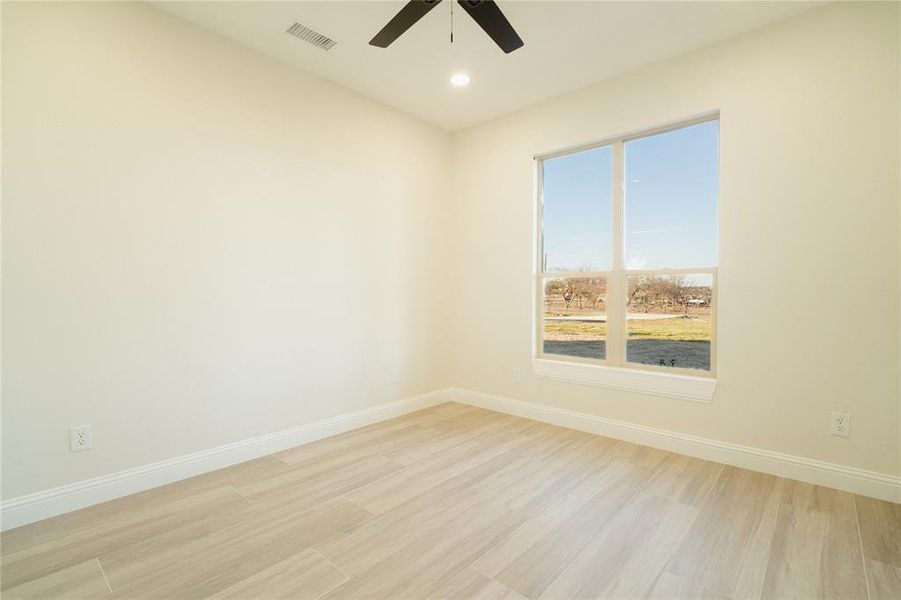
[538,118,718,375]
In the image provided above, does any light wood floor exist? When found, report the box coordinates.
[2,402,899,599]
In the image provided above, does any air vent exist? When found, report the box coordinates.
[286,22,337,51]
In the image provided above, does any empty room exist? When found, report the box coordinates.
[1,1,900,598]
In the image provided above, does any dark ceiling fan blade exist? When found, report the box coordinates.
[370,0,444,48]
[457,0,523,54]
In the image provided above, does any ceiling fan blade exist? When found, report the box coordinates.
[370,0,444,48]
[457,0,523,54]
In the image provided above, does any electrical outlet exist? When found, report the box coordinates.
[512,368,522,382]
[69,425,92,452]
[830,412,850,438]
[390,368,400,385]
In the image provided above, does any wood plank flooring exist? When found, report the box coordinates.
[1,402,898,599]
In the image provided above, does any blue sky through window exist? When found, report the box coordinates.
[542,145,612,272]
[625,120,718,270]
[542,120,718,277]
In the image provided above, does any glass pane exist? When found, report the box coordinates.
[542,145,612,272]
[543,277,607,360]
[626,274,712,371]
[624,120,718,269]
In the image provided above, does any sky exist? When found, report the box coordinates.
[542,120,718,276]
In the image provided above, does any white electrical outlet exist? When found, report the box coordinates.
[390,368,400,385]
[69,425,92,452]
[830,412,850,437]
[512,368,522,382]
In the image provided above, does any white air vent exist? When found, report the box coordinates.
[286,22,337,51]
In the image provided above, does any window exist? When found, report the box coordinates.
[536,117,718,384]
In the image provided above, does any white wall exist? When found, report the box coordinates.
[1,1,451,500]
[2,0,899,508]
[449,1,901,477]
[897,0,901,489]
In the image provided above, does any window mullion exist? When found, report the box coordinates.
[607,141,626,367]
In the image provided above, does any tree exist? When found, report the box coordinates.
[666,275,692,314]
[544,278,606,313]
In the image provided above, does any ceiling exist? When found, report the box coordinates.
[152,1,819,131]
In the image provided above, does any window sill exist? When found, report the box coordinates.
[532,358,716,403]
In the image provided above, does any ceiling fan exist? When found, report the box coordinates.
[370,0,524,54]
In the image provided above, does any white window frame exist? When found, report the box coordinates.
[532,114,719,402]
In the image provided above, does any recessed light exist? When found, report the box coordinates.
[450,73,471,87]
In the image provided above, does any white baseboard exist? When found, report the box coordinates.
[0,389,452,531]
[449,387,901,503]
[3,385,898,531]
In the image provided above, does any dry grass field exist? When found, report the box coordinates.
[544,315,712,342]
[542,305,712,370]
[541,276,713,370]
